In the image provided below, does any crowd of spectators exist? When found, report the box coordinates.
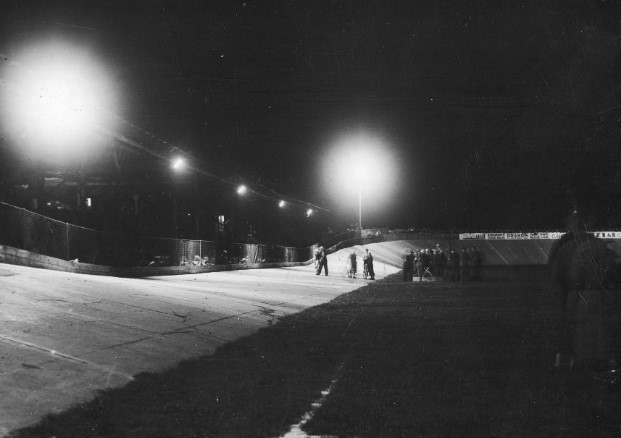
[403,245,482,282]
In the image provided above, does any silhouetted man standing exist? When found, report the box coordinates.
[364,248,375,280]
[403,250,414,281]
[316,246,328,276]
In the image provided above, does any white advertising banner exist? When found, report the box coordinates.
[459,231,620,240]
[459,233,486,240]
[505,233,529,240]
[486,233,505,240]
[593,231,621,239]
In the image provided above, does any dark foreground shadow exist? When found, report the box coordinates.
[11,274,621,438]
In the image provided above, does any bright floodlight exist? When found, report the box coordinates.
[0,39,119,157]
[171,156,186,171]
[237,184,247,195]
[320,130,399,227]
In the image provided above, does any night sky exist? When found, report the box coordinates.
[2,1,621,231]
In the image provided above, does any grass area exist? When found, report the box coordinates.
[12,274,621,437]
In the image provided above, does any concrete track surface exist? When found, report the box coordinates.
[0,244,400,436]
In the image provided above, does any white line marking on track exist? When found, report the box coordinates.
[0,334,134,381]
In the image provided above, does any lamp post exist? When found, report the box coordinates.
[357,169,363,231]
[321,131,398,233]
[0,39,119,223]
[170,156,187,238]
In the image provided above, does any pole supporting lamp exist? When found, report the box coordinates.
[356,169,363,230]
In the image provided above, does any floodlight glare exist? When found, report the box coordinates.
[171,157,186,171]
[237,184,247,195]
[0,38,120,158]
[320,130,399,228]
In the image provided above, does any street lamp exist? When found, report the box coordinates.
[171,156,186,171]
[169,155,189,237]
[0,39,119,217]
[0,39,119,158]
[320,130,398,230]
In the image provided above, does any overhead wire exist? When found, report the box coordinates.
[0,53,329,213]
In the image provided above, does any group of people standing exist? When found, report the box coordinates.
[346,248,375,280]
[314,244,480,282]
[403,246,481,282]
[314,246,375,280]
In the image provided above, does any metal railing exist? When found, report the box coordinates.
[0,202,316,267]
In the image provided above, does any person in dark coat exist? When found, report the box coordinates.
[449,250,460,281]
[415,250,422,281]
[347,251,357,278]
[403,250,414,281]
[363,248,375,280]
[421,249,432,279]
[438,249,447,276]
[316,246,328,276]
[431,249,440,276]
[459,248,469,281]
[549,231,615,371]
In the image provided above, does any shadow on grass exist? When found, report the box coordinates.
[11,274,621,437]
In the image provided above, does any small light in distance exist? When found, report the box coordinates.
[171,156,185,171]
[279,200,286,208]
[306,208,313,217]
[237,185,247,195]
